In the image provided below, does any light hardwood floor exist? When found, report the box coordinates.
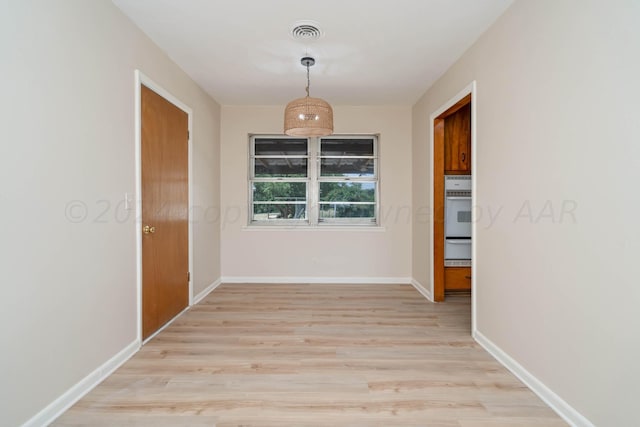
[54,284,566,426]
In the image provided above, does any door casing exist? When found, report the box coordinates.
[429,81,477,332]
[135,70,194,344]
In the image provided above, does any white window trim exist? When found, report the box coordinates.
[248,134,379,227]
[249,134,310,225]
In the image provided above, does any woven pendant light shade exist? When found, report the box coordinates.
[284,56,333,137]
[284,96,333,136]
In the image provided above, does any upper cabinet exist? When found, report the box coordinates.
[444,103,471,174]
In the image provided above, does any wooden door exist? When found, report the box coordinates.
[141,85,189,340]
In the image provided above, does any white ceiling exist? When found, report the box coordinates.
[112,0,513,106]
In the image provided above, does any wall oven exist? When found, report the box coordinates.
[444,175,471,266]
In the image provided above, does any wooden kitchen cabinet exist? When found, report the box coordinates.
[444,103,471,174]
[444,266,471,291]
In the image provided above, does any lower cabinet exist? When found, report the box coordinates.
[444,267,471,291]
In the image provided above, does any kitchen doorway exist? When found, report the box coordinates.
[430,82,477,330]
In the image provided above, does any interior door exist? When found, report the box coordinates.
[141,85,189,341]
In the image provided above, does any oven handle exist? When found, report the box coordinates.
[446,196,472,200]
[446,239,472,244]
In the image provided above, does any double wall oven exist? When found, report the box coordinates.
[444,175,471,266]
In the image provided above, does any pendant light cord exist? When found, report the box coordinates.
[305,63,310,97]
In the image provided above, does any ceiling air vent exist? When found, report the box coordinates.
[290,21,323,41]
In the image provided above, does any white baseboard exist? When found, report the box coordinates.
[193,278,222,304]
[410,278,433,302]
[220,276,412,285]
[23,339,139,427]
[473,330,593,427]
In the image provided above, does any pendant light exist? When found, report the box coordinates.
[284,56,333,137]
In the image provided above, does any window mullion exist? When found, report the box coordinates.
[308,137,319,225]
[252,177,308,183]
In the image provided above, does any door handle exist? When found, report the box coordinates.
[446,239,471,244]
[143,225,156,234]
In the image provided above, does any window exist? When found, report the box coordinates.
[250,137,308,223]
[249,135,378,226]
[318,137,377,224]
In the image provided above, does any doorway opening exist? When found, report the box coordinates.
[429,81,477,329]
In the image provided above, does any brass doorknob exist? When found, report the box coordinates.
[143,225,156,234]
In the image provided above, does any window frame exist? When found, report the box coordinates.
[248,134,379,227]
[317,135,378,225]
[249,135,310,225]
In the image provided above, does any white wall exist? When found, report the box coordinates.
[220,105,412,281]
[0,1,220,425]
[412,0,640,425]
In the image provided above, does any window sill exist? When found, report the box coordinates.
[242,224,386,232]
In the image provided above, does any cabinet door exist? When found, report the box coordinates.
[444,267,471,291]
[444,103,471,173]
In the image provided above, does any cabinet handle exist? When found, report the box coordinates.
[465,276,471,279]
[461,153,466,162]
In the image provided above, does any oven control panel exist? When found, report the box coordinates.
[444,175,471,191]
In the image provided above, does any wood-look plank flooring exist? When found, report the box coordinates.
[54,284,566,426]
